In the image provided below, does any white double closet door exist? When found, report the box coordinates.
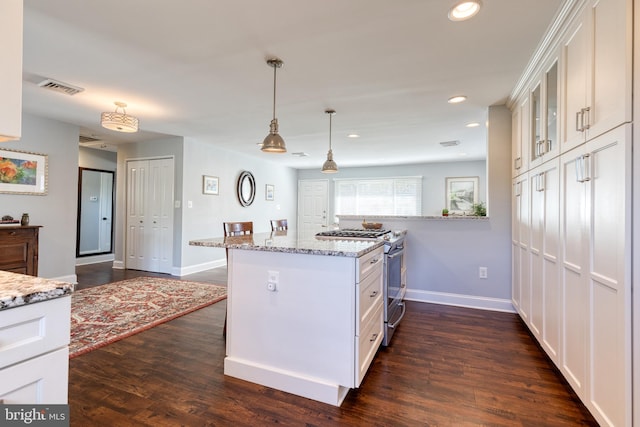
[126,158,174,274]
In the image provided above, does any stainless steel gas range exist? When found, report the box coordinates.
[315,228,407,346]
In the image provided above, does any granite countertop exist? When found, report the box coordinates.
[337,214,489,221]
[0,271,74,310]
[189,231,384,258]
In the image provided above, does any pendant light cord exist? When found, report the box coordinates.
[329,113,332,150]
[272,64,277,121]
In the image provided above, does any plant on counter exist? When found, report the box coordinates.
[472,202,486,216]
[441,208,449,217]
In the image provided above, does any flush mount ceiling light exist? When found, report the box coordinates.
[448,1,482,21]
[261,58,287,153]
[448,95,467,104]
[101,102,139,133]
[321,109,338,174]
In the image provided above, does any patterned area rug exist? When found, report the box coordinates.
[69,277,226,358]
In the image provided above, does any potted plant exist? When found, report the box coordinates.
[442,208,449,217]
[472,202,487,216]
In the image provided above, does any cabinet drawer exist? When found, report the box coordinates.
[357,247,383,282]
[356,268,383,336]
[0,296,71,369]
[356,302,383,386]
[0,346,69,404]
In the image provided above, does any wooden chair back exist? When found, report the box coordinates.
[270,219,288,231]
[224,221,253,236]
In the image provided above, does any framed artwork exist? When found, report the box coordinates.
[0,148,48,195]
[445,176,478,214]
[265,184,275,201]
[203,175,219,195]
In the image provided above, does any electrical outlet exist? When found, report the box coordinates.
[267,270,279,292]
[479,267,488,279]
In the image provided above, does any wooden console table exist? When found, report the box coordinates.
[0,226,41,276]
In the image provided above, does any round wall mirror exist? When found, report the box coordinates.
[237,171,256,207]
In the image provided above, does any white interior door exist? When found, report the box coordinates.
[297,179,329,238]
[126,158,174,273]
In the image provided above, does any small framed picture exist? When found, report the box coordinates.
[203,175,219,195]
[0,148,48,195]
[445,176,478,214]
[265,184,275,201]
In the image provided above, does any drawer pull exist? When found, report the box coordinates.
[370,258,380,264]
[9,231,16,236]
[369,290,378,298]
[369,333,378,342]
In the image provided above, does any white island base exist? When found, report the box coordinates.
[224,245,384,406]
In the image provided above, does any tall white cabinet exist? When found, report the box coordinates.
[510,0,632,425]
[0,0,23,142]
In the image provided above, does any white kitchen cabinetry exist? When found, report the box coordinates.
[561,0,631,153]
[0,0,23,142]
[559,124,631,426]
[528,158,560,359]
[511,97,529,177]
[530,58,560,169]
[0,297,71,404]
[225,246,384,406]
[511,172,529,318]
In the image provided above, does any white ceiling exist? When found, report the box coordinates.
[22,0,563,169]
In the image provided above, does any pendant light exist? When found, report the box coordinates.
[101,101,139,133]
[261,58,287,153]
[321,109,338,173]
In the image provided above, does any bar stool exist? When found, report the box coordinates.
[224,221,253,236]
[270,219,288,231]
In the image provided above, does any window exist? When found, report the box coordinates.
[334,177,422,216]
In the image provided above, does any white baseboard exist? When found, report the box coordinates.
[405,288,516,313]
[112,260,125,270]
[173,258,226,277]
[75,254,115,266]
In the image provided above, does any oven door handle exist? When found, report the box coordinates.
[387,249,404,260]
[387,302,406,329]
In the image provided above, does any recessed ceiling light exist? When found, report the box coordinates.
[459,152,468,156]
[448,1,482,21]
[347,133,360,138]
[448,95,467,104]
[466,122,480,128]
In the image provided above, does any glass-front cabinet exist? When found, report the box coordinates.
[530,58,559,168]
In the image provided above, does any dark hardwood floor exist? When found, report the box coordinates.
[70,263,597,426]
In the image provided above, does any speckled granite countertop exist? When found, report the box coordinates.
[0,271,74,310]
[189,231,384,258]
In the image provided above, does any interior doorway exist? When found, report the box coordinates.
[76,168,114,258]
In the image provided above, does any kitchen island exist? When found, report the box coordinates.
[0,271,73,403]
[190,231,384,406]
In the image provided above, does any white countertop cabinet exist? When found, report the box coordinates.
[223,245,384,406]
[0,0,23,142]
[0,297,71,404]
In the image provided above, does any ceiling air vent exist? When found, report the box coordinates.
[439,140,460,147]
[291,152,309,157]
[37,78,85,96]
[79,135,100,143]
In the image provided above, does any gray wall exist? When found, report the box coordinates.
[113,137,298,275]
[305,106,513,311]
[79,146,117,171]
[0,114,79,281]
[179,137,298,275]
[297,159,486,221]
